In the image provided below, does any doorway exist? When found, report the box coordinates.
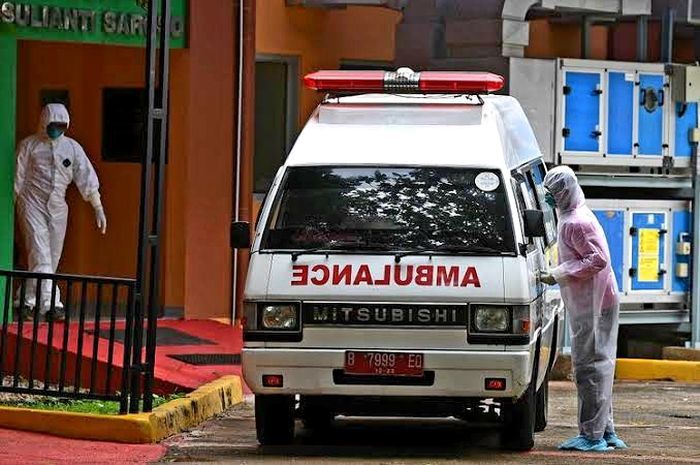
[254,55,299,199]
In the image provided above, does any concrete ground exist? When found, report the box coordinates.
[162,381,700,465]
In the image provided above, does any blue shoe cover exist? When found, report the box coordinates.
[558,436,612,451]
[558,435,586,449]
[604,432,629,449]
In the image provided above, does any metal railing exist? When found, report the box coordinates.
[0,270,151,414]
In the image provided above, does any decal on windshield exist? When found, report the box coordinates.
[475,172,500,192]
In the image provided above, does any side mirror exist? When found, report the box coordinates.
[231,221,251,249]
[523,210,546,238]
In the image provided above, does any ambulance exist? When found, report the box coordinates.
[233,68,565,451]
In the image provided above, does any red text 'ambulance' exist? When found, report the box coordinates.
[291,264,481,288]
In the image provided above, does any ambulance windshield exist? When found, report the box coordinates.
[262,166,516,254]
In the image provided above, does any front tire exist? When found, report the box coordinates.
[255,395,295,445]
[501,380,536,451]
[535,372,549,432]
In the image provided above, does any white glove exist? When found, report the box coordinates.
[89,193,107,235]
[95,206,107,235]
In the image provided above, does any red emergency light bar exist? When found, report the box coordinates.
[303,68,505,94]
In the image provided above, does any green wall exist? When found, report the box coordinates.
[0,34,16,322]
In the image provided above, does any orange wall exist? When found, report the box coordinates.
[16,0,235,319]
[181,0,235,319]
[253,2,400,221]
[526,19,609,60]
[256,2,400,122]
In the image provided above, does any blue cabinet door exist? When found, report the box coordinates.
[672,210,692,293]
[638,74,665,157]
[674,102,698,160]
[631,212,666,291]
[564,72,601,153]
[594,209,625,291]
[607,72,634,156]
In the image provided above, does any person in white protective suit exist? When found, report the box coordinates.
[15,103,107,321]
[539,166,627,452]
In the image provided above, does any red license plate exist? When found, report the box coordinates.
[344,351,424,377]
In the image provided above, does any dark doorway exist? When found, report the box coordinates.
[254,57,298,194]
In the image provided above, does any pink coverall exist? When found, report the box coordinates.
[544,166,620,441]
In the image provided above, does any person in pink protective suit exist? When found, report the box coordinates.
[539,166,628,452]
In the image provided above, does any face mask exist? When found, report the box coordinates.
[46,125,65,140]
[544,191,556,208]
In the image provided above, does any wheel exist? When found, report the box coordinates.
[535,371,549,433]
[501,380,536,451]
[255,395,295,445]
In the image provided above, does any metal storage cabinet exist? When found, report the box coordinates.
[554,59,698,168]
[587,199,692,325]
[510,58,700,168]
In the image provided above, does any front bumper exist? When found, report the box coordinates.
[242,348,534,398]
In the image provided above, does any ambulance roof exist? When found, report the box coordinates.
[285,93,542,171]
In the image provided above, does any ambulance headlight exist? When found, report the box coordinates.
[472,306,510,333]
[261,304,299,330]
[243,302,302,342]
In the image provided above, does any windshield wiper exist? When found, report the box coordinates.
[394,244,504,263]
[291,240,364,262]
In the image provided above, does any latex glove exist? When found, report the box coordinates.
[95,206,107,235]
[539,271,557,285]
[88,192,107,235]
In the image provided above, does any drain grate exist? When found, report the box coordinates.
[168,353,241,366]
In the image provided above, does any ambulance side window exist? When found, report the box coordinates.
[518,172,539,211]
[527,162,557,247]
[511,173,534,248]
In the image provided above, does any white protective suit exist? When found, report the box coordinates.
[15,104,106,313]
[544,166,619,441]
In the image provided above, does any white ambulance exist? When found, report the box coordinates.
[233,69,564,451]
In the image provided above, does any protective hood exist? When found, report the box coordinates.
[39,104,70,134]
[543,165,585,212]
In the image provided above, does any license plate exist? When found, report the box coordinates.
[344,351,424,377]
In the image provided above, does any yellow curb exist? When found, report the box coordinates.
[615,358,700,382]
[0,375,243,443]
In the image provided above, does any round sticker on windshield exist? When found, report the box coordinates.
[475,172,500,192]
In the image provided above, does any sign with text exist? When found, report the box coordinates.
[0,0,186,48]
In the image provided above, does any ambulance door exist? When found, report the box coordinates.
[513,169,550,387]
[523,164,558,384]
